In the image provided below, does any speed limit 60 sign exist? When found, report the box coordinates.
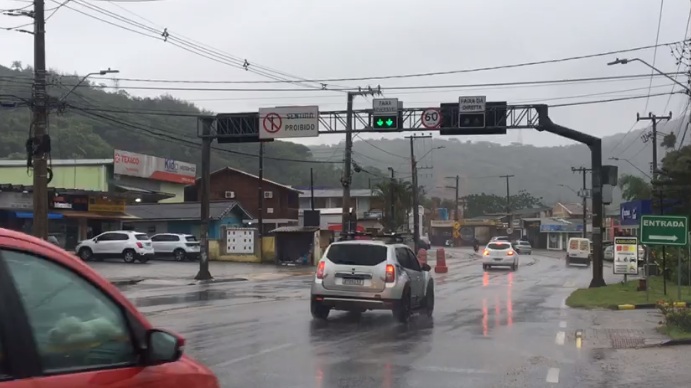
[421,108,441,129]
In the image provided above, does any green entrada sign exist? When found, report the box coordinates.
[640,215,688,246]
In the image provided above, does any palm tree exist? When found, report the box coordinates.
[375,179,423,232]
[618,174,652,201]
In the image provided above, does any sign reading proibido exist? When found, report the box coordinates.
[258,106,319,139]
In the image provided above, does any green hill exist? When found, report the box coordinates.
[0,63,377,189]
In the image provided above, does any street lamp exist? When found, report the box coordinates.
[607,57,690,95]
[608,157,652,179]
[60,68,120,101]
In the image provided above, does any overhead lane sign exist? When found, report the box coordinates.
[458,96,486,129]
[258,106,320,139]
[640,215,688,246]
[372,98,399,130]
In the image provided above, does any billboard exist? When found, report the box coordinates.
[619,200,652,226]
[113,150,197,185]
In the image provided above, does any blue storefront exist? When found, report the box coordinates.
[619,200,652,236]
[540,220,585,250]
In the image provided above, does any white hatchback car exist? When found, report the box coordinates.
[75,231,154,263]
[482,241,519,271]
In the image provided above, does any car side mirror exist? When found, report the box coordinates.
[421,263,432,272]
[93,238,98,243]
[144,329,184,365]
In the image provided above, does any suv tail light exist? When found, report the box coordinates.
[483,249,490,256]
[136,242,143,249]
[507,250,515,256]
[316,261,325,279]
[385,264,395,283]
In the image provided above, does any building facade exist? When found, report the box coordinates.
[185,167,301,233]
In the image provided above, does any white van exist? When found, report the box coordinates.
[565,237,591,267]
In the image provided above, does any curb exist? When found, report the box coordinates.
[613,302,690,310]
[661,338,691,346]
[110,278,144,286]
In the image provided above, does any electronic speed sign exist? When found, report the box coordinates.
[421,108,441,129]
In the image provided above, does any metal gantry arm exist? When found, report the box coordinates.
[317,105,542,133]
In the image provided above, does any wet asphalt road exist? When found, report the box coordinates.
[122,249,620,387]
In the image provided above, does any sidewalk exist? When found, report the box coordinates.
[91,260,314,287]
[578,309,670,349]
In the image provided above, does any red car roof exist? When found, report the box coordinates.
[0,228,153,329]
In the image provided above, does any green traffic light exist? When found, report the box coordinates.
[376,118,384,126]
[385,118,393,127]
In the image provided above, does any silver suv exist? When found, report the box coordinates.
[310,239,434,323]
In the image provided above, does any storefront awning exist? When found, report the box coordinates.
[14,211,63,220]
[110,183,175,201]
[57,210,140,220]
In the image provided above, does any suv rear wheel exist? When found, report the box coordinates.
[174,248,187,262]
[393,287,412,323]
[311,299,330,320]
[122,249,136,263]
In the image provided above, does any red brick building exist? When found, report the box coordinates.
[185,167,301,233]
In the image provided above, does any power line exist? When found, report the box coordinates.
[69,107,342,164]
[6,72,679,93]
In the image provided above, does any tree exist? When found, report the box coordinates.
[11,61,22,71]
[618,174,652,201]
[374,179,424,231]
[657,145,691,217]
[462,190,543,218]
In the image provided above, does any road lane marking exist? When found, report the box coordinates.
[416,366,491,374]
[214,343,293,367]
[555,331,565,345]
[546,367,560,383]
[559,321,567,328]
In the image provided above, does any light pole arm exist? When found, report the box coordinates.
[60,72,98,102]
[609,57,690,94]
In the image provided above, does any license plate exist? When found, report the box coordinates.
[343,278,364,286]
[493,257,503,261]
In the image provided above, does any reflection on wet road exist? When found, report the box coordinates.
[128,250,609,387]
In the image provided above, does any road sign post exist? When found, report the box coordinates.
[640,215,688,246]
[421,108,441,129]
[258,106,320,139]
[372,98,399,130]
[458,96,486,129]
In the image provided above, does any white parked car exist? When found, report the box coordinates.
[151,233,200,261]
[482,241,519,271]
[75,231,154,263]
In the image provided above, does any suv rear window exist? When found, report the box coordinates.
[327,244,387,266]
[134,234,149,241]
[185,236,197,242]
[488,242,511,250]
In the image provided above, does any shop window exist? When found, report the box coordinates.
[2,249,137,373]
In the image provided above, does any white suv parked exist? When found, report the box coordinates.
[150,233,200,261]
[75,231,154,263]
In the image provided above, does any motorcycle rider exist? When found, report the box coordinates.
[473,237,480,252]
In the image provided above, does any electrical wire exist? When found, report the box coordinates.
[10,72,679,93]
[612,0,667,157]
[68,107,343,164]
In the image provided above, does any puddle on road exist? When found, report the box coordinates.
[134,289,234,307]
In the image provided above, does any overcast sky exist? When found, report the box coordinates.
[2,0,689,149]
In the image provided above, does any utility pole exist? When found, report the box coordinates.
[571,167,592,238]
[388,167,395,232]
[31,0,49,240]
[257,142,264,263]
[445,175,460,246]
[310,167,315,211]
[196,118,213,281]
[341,87,381,235]
[499,175,515,235]
[638,112,672,295]
[407,134,432,251]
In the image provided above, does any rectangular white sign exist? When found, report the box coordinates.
[258,106,319,139]
[113,150,197,184]
[459,96,486,113]
[613,236,639,275]
[372,98,399,115]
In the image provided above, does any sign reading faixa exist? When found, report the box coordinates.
[113,150,197,184]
